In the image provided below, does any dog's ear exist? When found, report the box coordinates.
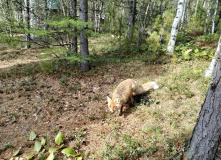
[107,96,112,105]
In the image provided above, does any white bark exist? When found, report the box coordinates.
[61,0,66,16]
[204,2,211,33]
[180,0,186,29]
[94,1,104,32]
[143,2,150,28]
[120,0,125,25]
[94,1,100,32]
[205,35,221,77]
[194,0,199,16]
[167,0,185,54]
[212,0,218,34]
[30,0,34,27]
[30,0,35,39]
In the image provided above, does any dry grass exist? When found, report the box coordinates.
[81,59,210,159]
[89,34,117,55]
[0,35,211,159]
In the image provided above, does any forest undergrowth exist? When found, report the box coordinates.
[0,35,213,159]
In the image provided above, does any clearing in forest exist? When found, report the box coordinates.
[0,47,210,159]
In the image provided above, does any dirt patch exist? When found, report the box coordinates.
[0,48,49,69]
[0,51,162,159]
[0,47,211,159]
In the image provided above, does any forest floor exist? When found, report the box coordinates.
[0,41,212,159]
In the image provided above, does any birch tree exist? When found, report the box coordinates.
[194,0,199,16]
[167,0,185,54]
[205,35,221,77]
[30,0,35,39]
[94,0,101,32]
[186,34,221,159]
[180,0,186,29]
[212,0,218,34]
[126,0,136,38]
[80,0,90,72]
[204,1,211,33]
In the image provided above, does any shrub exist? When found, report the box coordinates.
[141,31,161,53]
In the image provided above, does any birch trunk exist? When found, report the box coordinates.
[120,0,125,25]
[61,0,66,16]
[186,34,221,160]
[212,0,218,34]
[205,35,221,77]
[167,0,185,54]
[94,1,100,32]
[72,0,77,53]
[30,0,35,39]
[194,0,199,16]
[143,2,150,28]
[180,0,186,29]
[204,2,211,33]
[126,0,136,38]
[80,0,90,72]
[99,1,103,31]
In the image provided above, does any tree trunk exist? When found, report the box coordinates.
[215,0,221,29]
[30,0,35,39]
[94,0,101,32]
[212,0,218,34]
[204,2,211,33]
[72,0,77,53]
[44,0,49,30]
[186,34,221,159]
[167,0,184,54]
[61,0,66,16]
[180,0,186,29]
[126,0,136,38]
[143,2,150,28]
[194,0,199,16]
[18,0,23,22]
[24,0,31,48]
[79,0,90,72]
[205,35,221,77]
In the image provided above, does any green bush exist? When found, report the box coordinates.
[196,33,220,44]
[153,9,174,42]
[141,31,161,53]
[174,42,214,61]
[40,61,55,73]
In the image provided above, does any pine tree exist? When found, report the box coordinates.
[72,0,78,53]
[126,0,136,38]
[80,0,90,72]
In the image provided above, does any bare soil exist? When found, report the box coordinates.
[0,48,162,159]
